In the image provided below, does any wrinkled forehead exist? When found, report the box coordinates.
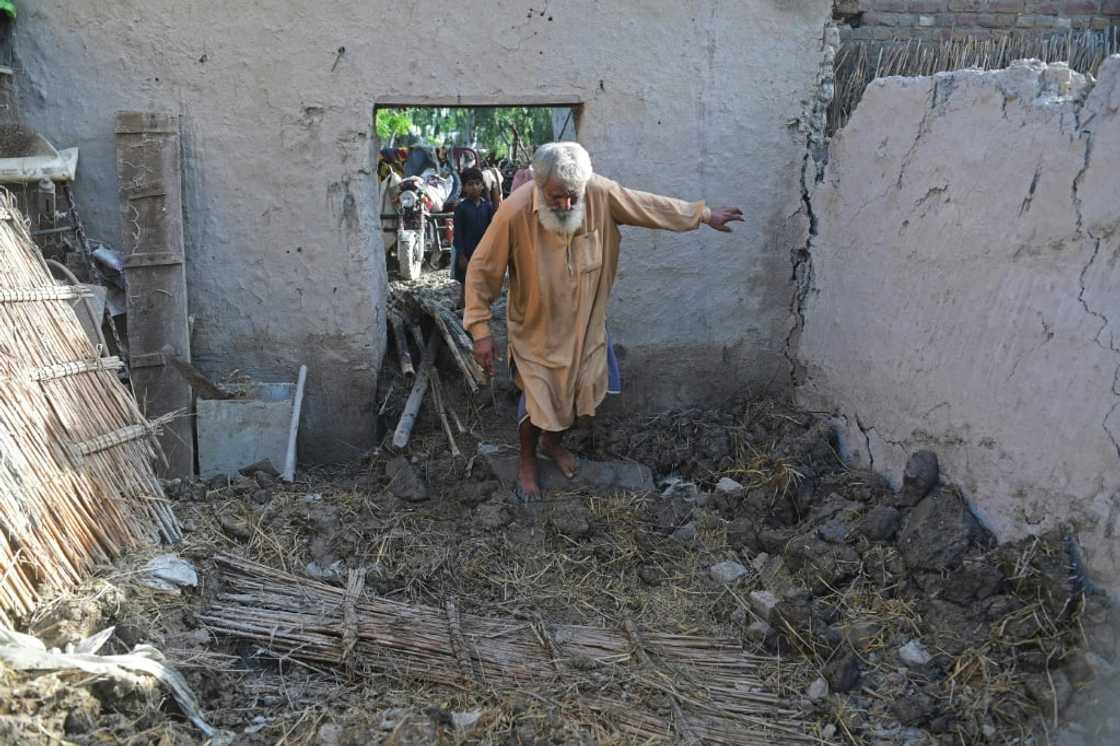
[542,175,585,199]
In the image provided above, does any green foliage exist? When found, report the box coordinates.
[0,0,14,19]
[375,108,415,140]
[374,106,569,162]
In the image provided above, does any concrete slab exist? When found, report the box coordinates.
[481,445,654,494]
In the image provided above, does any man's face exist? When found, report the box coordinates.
[538,175,586,235]
[541,175,582,212]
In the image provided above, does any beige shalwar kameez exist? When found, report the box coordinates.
[463,174,707,432]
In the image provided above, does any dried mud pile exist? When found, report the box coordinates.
[0,398,1115,745]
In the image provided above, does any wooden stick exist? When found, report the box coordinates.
[430,370,460,458]
[282,365,308,482]
[160,345,231,400]
[392,331,439,449]
[431,313,480,393]
[388,312,414,379]
[377,381,396,416]
[441,311,475,351]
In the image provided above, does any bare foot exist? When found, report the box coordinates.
[540,433,578,479]
[517,453,542,502]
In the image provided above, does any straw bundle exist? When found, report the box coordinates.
[202,554,821,745]
[831,28,1120,134]
[0,192,180,619]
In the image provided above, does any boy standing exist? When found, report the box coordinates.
[452,167,494,305]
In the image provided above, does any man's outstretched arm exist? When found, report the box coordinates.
[606,178,744,233]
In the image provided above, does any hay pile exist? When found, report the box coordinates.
[0,193,179,621]
[830,28,1120,134]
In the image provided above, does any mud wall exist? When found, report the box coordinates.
[799,57,1120,595]
[10,2,830,460]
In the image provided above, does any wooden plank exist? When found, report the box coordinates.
[374,95,583,108]
[123,251,184,269]
[115,111,194,477]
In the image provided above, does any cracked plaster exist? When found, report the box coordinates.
[798,57,1120,597]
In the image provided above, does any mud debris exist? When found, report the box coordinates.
[0,398,1114,744]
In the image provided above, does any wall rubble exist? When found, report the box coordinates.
[799,56,1120,596]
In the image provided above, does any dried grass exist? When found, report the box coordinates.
[201,553,822,745]
[0,192,179,620]
[831,28,1120,134]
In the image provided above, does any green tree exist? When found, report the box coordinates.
[375,106,565,162]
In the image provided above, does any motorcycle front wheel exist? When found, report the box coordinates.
[396,230,424,281]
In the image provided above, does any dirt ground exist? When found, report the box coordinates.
[2,326,1118,744]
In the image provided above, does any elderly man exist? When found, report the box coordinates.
[464,142,743,499]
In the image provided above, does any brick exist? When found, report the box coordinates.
[954,12,981,24]
[977,12,1018,26]
[989,0,1026,10]
[1069,13,1095,25]
[845,25,903,40]
[1090,15,1112,26]
[1062,1,1100,12]
[1028,2,1062,12]
[909,0,950,10]
[1055,15,1074,26]
[1017,13,1040,25]
[948,0,986,10]
[918,13,937,25]
[1103,0,1120,14]
[870,0,914,11]
[863,11,919,25]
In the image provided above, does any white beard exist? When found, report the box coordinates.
[537,202,586,236]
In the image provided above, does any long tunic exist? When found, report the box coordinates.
[463,174,707,431]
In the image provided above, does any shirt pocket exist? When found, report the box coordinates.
[574,230,602,274]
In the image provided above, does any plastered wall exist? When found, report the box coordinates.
[800,57,1120,595]
[11,1,831,459]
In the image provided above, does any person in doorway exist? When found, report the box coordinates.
[463,142,743,499]
[452,167,495,307]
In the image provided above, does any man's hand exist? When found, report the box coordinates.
[472,336,496,376]
[706,207,745,233]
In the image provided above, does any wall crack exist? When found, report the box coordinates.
[785,23,838,388]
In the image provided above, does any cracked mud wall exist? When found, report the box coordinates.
[10,2,831,458]
[798,56,1120,596]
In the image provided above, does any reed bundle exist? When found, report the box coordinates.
[0,193,180,619]
[202,553,820,744]
[831,28,1120,134]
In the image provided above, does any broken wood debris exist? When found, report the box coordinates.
[392,327,440,449]
[389,278,488,393]
[201,553,820,745]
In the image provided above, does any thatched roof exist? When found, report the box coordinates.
[0,192,180,621]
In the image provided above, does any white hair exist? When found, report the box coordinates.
[530,142,593,190]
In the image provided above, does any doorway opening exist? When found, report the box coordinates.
[373,103,579,281]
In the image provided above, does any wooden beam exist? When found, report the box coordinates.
[373,95,583,108]
[115,111,194,478]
